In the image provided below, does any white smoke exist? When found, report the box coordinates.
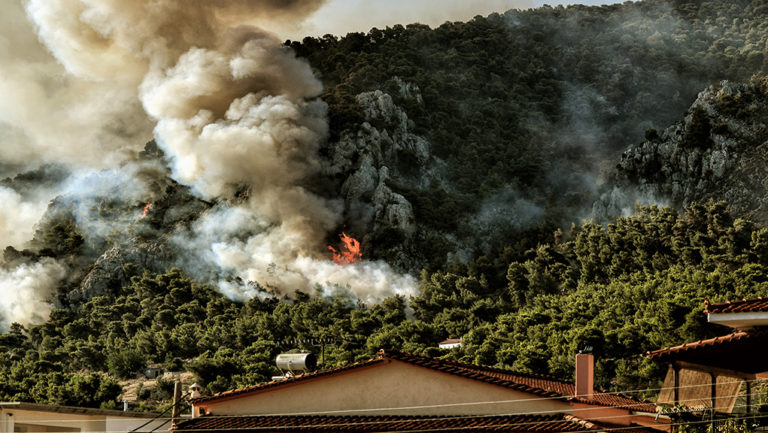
[0,187,53,249]
[173,205,417,302]
[0,258,67,331]
[8,0,418,306]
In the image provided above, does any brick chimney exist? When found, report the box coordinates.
[575,353,594,399]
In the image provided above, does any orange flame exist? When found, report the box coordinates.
[140,203,151,219]
[328,232,361,265]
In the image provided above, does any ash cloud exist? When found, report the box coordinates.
[0,1,152,170]
[0,187,51,249]
[0,259,66,331]
[0,0,417,323]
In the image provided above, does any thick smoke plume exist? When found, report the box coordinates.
[0,0,417,328]
[0,1,151,172]
[0,259,66,330]
[0,187,51,249]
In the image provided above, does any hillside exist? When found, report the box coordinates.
[2,0,768,411]
[291,0,768,268]
[3,202,767,408]
[606,77,768,223]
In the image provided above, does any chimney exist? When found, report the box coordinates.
[575,353,594,399]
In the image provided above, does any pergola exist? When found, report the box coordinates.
[647,298,768,414]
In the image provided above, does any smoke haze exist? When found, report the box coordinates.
[291,0,621,38]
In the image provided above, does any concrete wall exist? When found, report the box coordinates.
[198,359,572,416]
[0,408,169,433]
[0,409,103,433]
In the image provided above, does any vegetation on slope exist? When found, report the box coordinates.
[3,202,768,408]
[292,0,768,264]
[5,0,768,412]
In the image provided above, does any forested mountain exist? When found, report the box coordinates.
[3,0,768,411]
[4,203,768,408]
[610,77,768,223]
[291,0,768,268]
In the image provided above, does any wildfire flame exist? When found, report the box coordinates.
[328,232,362,265]
[140,203,151,219]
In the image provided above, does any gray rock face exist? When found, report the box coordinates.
[605,79,768,222]
[329,82,430,255]
[66,179,210,303]
[70,238,174,303]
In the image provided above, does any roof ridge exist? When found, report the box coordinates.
[378,349,654,410]
[378,349,570,382]
[191,349,654,411]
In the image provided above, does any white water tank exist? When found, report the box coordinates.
[276,353,317,373]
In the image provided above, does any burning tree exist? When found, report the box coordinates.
[328,232,362,265]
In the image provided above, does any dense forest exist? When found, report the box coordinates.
[3,202,768,409]
[290,0,768,267]
[3,0,768,414]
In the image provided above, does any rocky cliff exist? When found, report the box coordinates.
[598,77,768,223]
[326,80,431,269]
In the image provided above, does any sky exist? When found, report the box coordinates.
[288,0,623,39]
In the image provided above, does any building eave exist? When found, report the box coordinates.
[708,311,768,329]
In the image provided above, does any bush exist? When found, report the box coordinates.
[107,350,145,379]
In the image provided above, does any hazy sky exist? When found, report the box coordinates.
[289,0,622,39]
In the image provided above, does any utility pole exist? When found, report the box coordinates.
[171,380,182,430]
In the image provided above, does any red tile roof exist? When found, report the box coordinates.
[646,329,768,375]
[705,297,768,314]
[175,413,651,432]
[192,350,655,412]
[382,351,655,412]
[565,415,662,433]
[647,331,753,359]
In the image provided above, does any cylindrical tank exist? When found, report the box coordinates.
[276,353,317,372]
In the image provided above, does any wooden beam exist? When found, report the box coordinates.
[673,364,680,406]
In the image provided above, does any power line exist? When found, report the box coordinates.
[9,377,767,423]
[13,391,764,433]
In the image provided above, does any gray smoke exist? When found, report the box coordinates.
[0,0,417,328]
[0,1,152,170]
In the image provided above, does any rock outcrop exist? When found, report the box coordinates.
[327,80,431,266]
[598,78,768,223]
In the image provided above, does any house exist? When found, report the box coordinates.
[176,349,668,433]
[0,402,168,433]
[144,366,165,379]
[438,338,463,349]
[647,297,768,415]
